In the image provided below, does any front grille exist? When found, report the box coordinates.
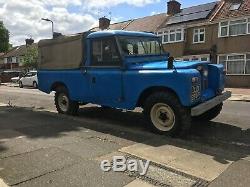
[191,85,201,102]
[196,65,208,91]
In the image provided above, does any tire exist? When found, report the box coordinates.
[192,103,223,121]
[33,81,38,88]
[54,86,79,115]
[19,81,23,88]
[143,91,191,136]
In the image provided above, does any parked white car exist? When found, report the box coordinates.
[19,71,38,88]
[11,76,21,83]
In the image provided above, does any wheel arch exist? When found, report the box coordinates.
[50,82,68,92]
[136,86,180,107]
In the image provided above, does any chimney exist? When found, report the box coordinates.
[53,32,63,39]
[99,17,110,30]
[167,0,181,15]
[25,38,34,46]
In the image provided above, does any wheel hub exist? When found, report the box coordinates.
[150,103,176,131]
[58,94,69,112]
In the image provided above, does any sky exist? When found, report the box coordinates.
[0,0,216,46]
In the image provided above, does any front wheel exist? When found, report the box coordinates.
[55,86,79,115]
[143,92,191,136]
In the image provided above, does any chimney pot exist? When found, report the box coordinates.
[99,17,111,30]
[25,38,34,46]
[167,0,181,15]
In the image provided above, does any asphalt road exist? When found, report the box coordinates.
[0,85,250,187]
[0,86,249,145]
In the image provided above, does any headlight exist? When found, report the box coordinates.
[191,77,199,83]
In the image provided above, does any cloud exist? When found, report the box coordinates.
[0,0,160,46]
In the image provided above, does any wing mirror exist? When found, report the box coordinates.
[168,56,174,69]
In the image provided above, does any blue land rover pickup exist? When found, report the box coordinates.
[38,30,231,136]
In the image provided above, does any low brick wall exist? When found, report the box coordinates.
[225,75,250,88]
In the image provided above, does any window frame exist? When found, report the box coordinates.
[157,28,184,44]
[90,36,122,68]
[229,3,241,11]
[174,55,210,63]
[193,28,206,44]
[219,17,250,37]
[217,53,250,75]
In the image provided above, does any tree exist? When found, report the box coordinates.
[0,21,9,53]
[23,46,38,69]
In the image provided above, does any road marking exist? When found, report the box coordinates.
[0,103,7,107]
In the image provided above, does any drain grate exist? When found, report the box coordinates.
[123,154,210,187]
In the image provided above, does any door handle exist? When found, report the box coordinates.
[92,77,96,83]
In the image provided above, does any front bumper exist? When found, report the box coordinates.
[191,91,231,116]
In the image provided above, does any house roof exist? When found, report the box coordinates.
[90,2,219,33]
[3,43,37,58]
[90,13,167,33]
[212,0,250,21]
[122,13,167,32]
[161,2,218,27]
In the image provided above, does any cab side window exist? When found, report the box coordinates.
[91,38,121,66]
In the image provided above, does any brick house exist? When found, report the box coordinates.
[90,0,250,87]
[210,0,250,87]
[2,39,37,70]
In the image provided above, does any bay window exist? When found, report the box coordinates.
[219,18,250,37]
[218,53,250,75]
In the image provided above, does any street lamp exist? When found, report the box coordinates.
[41,18,54,38]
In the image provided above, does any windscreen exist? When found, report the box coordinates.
[118,36,164,56]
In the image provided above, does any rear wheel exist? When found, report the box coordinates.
[143,91,191,136]
[55,86,79,115]
[192,103,223,121]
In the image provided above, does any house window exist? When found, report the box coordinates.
[219,18,250,37]
[218,53,250,75]
[193,28,205,43]
[248,18,250,34]
[175,55,210,63]
[157,28,184,44]
[229,3,241,10]
[201,57,209,62]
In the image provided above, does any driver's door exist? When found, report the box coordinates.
[87,37,123,107]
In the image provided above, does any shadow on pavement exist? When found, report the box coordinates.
[0,105,249,165]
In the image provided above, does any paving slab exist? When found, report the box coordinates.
[0,147,82,186]
[120,138,234,181]
[124,179,156,187]
[209,159,250,187]
[58,137,122,160]
[15,160,134,187]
